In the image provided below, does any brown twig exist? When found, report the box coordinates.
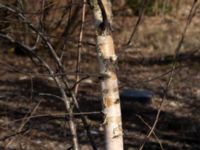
[126,0,147,46]
[5,100,41,148]
[75,0,87,95]
[136,115,164,150]
[0,3,97,149]
[1,111,101,127]
[139,1,199,149]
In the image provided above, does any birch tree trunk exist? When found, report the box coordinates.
[90,0,124,149]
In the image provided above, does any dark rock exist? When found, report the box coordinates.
[120,89,154,104]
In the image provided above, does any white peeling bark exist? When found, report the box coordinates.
[91,1,124,150]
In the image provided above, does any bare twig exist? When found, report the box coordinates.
[1,111,101,127]
[0,3,97,149]
[126,0,147,46]
[0,128,29,141]
[75,0,87,95]
[139,1,199,149]
[136,115,164,150]
[5,100,41,148]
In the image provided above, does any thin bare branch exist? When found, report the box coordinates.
[139,1,199,149]
[75,0,87,95]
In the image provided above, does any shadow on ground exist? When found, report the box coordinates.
[0,78,200,150]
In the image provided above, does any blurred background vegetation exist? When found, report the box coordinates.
[0,0,186,55]
[127,0,173,16]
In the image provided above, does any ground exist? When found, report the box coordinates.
[0,2,200,150]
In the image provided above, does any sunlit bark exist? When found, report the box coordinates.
[90,0,124,149]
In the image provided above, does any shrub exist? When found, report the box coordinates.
[127,0,173,16]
